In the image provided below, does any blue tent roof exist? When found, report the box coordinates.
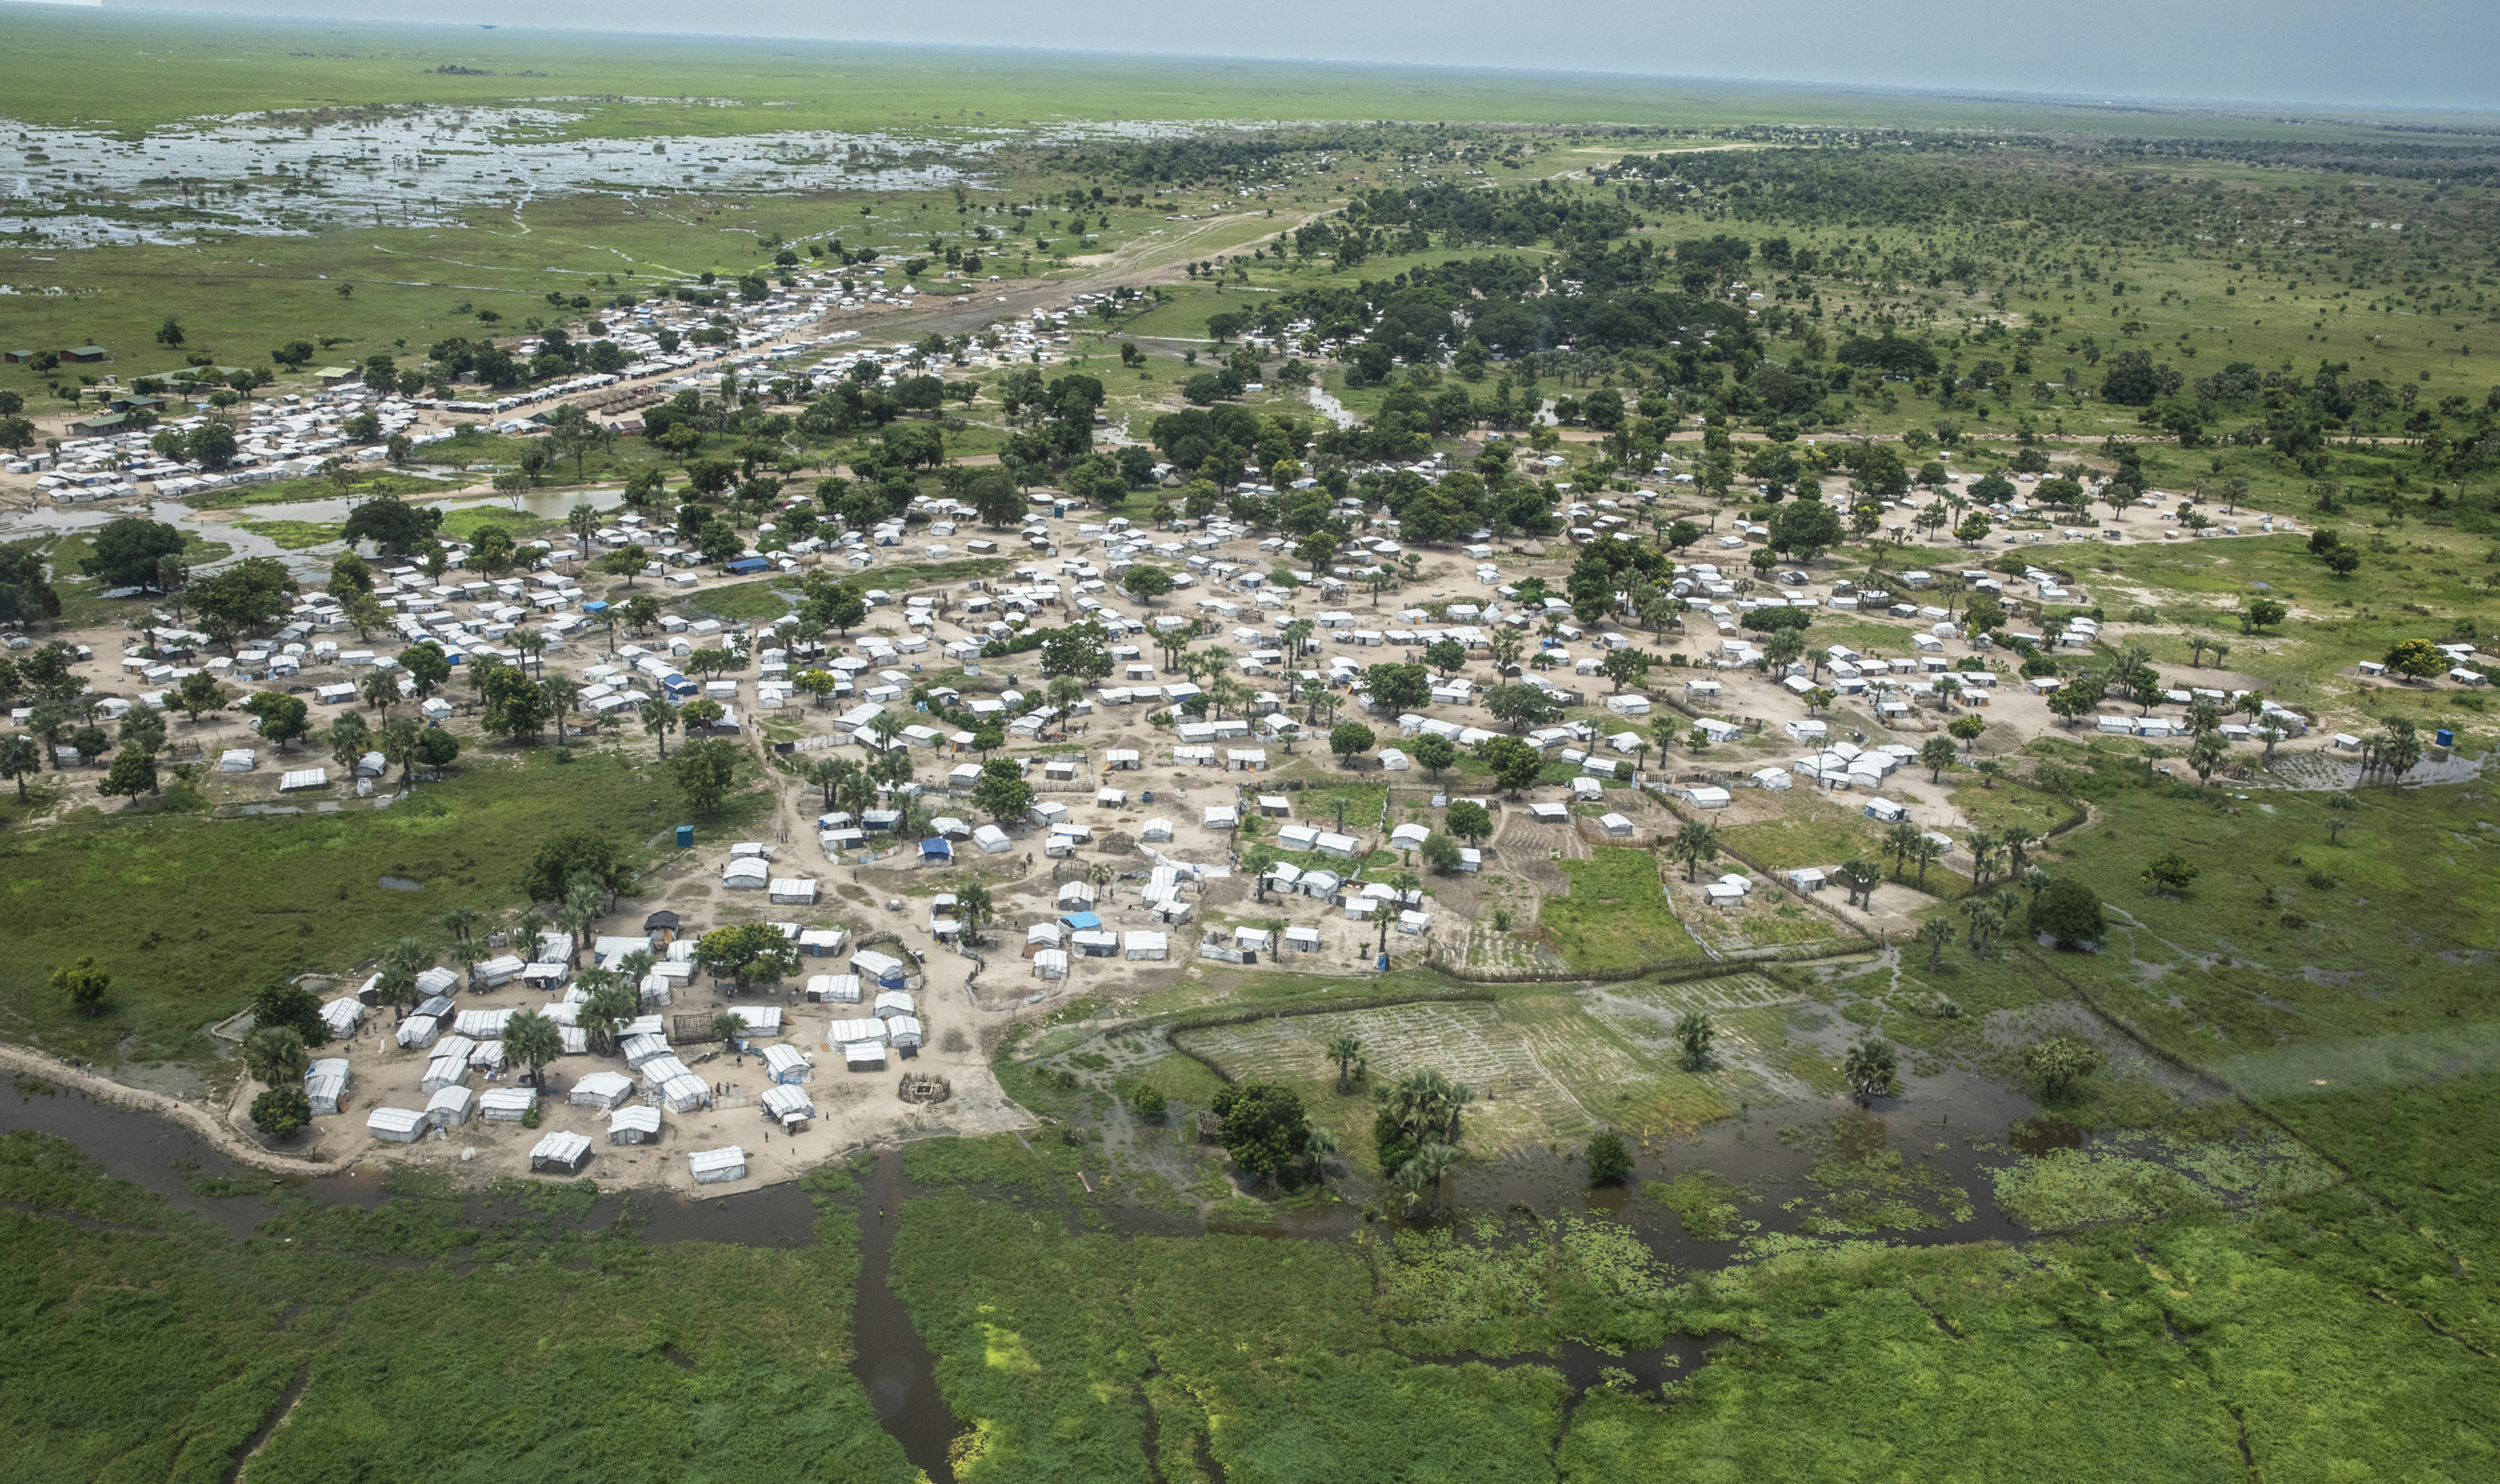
[919,837,952,857]
[1061,911,1102,931]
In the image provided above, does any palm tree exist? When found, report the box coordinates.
[956,882,995,945]
[1910,835,1945,890]
[1841,1038,1899,1106]
[1669,820,1722,882]
[805,756,845,810]
[503,1009,562,1088]
[359,668,398,717]
[558,895,598,967]
[381,716,426,786]
[1303,1124,1341,1187]
[1400,1142,1460,1216]
[640,698,678,758]
[578,969,639,1054]
[0,733,41,800]
[2000,825,2037,880]
[1884,820,1924,880]
[26,701,69,772]
[1836,857,1881,909]
[513,909,550,963]
[374,959,418,1022]
[1964,829,2000,889]
[381,932,432,991]
[1916,915,1953,970]
[241,1025,309,1086]
[450,936,483,991]
[541,677,580,739]
[1326,1035,1364,1091]
[325,713,370,774]
[567,502,599,560]
[441,904,483,945]
[1963,894,2004,955]
[1245,845,1279,902]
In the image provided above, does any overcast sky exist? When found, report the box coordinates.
[82,0,2500,110]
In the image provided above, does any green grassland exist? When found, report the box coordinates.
[0,187,1125,406]
[6,1085,2496,1484]
[0,1136,913,1484]
[875,1111,2500,1484]
[0,746,767,1063]
[16,7,2486,142]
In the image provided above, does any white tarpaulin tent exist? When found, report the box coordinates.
[367,1107,424,1144]
[763,1044,811,1082]
[424,1084,474,1128]
[761,1084,815,1125]
[688,1146,747,1184]
[569,1071,634,1109]
[529,1130,592,1174]
[305,1057,350,1115]
[479,1086,537,1122]
[805,973,862,1003]
[726,1005,783,1036]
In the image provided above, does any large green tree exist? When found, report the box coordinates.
[1210,1082,1314,1183]
[516,828,633,906]
[78,517,186,591]
[692,922,801,989]
[188,557,295,647]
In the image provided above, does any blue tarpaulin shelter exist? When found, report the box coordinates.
[1061,911,1103,931]
[920,837,953,863]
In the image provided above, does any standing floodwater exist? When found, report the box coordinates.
[852,1151,960,1482]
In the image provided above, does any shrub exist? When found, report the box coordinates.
[1584,1130,1634,1187]
[2020,1036,2104,1097]
[2033,877,2107,946]
[249,1085,311,1139]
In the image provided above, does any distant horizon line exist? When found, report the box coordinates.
[23,0,2500,121]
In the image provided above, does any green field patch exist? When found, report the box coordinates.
[1718,811,1889,873]
[435,504,560,543]
[1779,1115,1978,1236]
[234,518,342,550]
[0,747,767,1062]
[183,469,454,510]
[1986,1129,2335,1230]
[1540,846,1711,974]
[1644,1169,1759,1240]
